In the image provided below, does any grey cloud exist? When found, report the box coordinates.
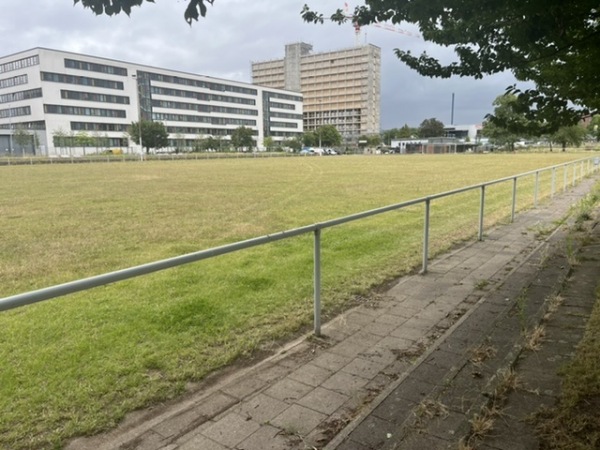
[2,0,528,130]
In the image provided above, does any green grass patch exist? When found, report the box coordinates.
[0,152,589,449]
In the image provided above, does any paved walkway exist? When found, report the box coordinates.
[67,174,599,450]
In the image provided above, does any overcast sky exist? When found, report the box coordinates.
[2,0,525,129]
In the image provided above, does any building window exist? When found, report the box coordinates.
[0,74,28,90]
[0,55,39,74]
[0,88,42,104]
[41,72,124,90]
[60,90,130,104]
[0,105,31,118]
[64,58,128,76]
[44,104,126,118]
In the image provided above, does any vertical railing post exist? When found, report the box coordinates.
[422,198,431,274]
[478,185,485,241]
[572,163,576,187]
[511,177,517,222]
[551,167,556,198]
[534,171,540,208]
[563,165,568,192]
[313,228,321,336]
[581,161,584,180]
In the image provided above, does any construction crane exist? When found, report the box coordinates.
[343,3,421,44]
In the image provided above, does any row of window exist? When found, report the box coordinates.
[265,91,302,102]
[0,74,28,90]
[0,105,31,118]
[268,130,303,138]
[61,90,130,105]
[151,86,256,106]
[270,101,296,110]
[44,104,126,118]
[166,126,257,136]
[269,121,299,129]
[145,71,258,96]
[41,72,124,90]
[70,122,129,132]
[65,58,128,76]
[0,55,39,75]
[269,111,303,120]
[0,120,45,130]
[152,99,258,116]
[152,112,256,126]
[0,88,42,104]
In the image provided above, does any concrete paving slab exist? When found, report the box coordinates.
[201,413,260,448]
[271,404,327,436]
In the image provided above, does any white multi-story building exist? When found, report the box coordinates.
[0,48,303,156]
[252,43,381,144]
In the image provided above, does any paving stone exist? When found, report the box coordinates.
[418,410,470,443]
[371,392,417,425]
[334,438,371,450]
[221,374,268,400]
[341,357,388,380]
[329,339,372,358]
[235,393,289,423]
[296,386,349,415]
[358,344,398,366]
[347,415,395,448]
[201,413,260,448]
[393,377,437,404]
[271,404,327,436]
[322,371,370,396]
[263,378,313,403]
[255,363,292,383]
[312,352,353,372]
[236,424,297,450]
[288,363,333,387]
[381,431,455,450]
[361,320,398,336]
[178,434,226,450]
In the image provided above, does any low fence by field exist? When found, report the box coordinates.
[0,157,597,336]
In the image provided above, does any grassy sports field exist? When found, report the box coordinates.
[0,152,590,448]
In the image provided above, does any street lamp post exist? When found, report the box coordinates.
[8,94,13,156]
[132,74,143,160]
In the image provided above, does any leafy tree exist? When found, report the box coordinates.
[482,94,541,151]
[317,125,342,147]
[129,120,169,154]
[302,2,600,129]
[74,0,214,24]
[360,134,381,147]
[303,131,318,147]
[231,126,254,150]
[418,118,445,138]
[382,125,418,144]
[75,132,95,155]
[52,129,68,153]
[282,136,303,152]
[13,126,34,155]
[263,136,275,151]
[552,125,587,151]
[587,116,600,142]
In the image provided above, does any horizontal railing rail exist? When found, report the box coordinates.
[1,157,597,336]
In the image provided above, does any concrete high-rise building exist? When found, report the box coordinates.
[252,43,381,144]
[0,48,303,156]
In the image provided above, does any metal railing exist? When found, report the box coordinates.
[1,157,597,336]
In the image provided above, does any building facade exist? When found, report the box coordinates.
[0,48,303,156]
[252,43,381,144]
